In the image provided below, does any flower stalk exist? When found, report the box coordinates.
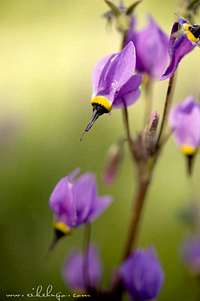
[83,224,92,290]
[156,73,176,148]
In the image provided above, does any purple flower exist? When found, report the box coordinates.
[126,16,169,79]
[169,96,200,155]
[83,42,141,133]
[63,245,102,290]
[182,236,200,275]
[49,169,112,233]
[161,20,195,79]
[120,248,164,301]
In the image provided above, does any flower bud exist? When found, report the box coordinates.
[143,111,159,155]
[103,140,124,184]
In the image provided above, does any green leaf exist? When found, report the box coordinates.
[126,0,142,15]
[104,0,121,17]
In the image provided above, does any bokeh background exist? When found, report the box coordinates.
[1,0,200,300]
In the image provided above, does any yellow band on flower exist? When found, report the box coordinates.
[53,222,71,235]
[181,144,196,155]
[91,96,112,112]
[183,24,199,43]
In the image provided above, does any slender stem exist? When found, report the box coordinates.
[156,74,176,147]
[83,224,91,289]
[122,175,151,260]
[122,104,134,161]
[144,76,153,127]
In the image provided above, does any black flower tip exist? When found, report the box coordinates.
[80,104,109,141]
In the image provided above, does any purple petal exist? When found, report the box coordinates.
[169,96,200,148]
[92,54,116,96]
[63,245,102,290]
[113,74,142,108]
[126,16,169,79]
[162,35,195,80]
[168,22,179,56]
[49,171,112,229]
[73,173,97,225]
[182,236,200,274]
[88,196,112,222]
[49,177,77,227]
[120,247,164,301]
[93,42,136,103]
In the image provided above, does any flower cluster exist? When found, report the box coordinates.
[48,0,200,300]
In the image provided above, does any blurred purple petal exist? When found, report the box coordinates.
[169,96,200,151]
[162,35,194,79]
[120,248,164,301]
[126,16,169,79]
[182,236,200,274]
[49,170,112,229]
[63,245,102,290]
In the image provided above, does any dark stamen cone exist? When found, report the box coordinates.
[80,104,108,141]
[48,229,66,252]
[47,222,71,255]
[186,154,196,176]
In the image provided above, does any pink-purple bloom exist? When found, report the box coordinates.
[120,248,164,301]
[125,16,169,79]
[63,245,102,290]
[84,42,141,133]
[161,19,195,80]
[169,96,200,155]
[182,236,200,274]
[49,169,112,231]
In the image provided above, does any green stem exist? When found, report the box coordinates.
[122,173,151,260]
[83,224,91,290]
[156,74,176,148]
[144,76,153,127]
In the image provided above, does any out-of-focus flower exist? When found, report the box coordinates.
[178,202,199,227]
[182,236,200,275]
[103,140,124,184]
[83,42,141,134]
[49,169,112,236]
[120,248,164,301]
[169,96,200,155]
[63,245,102,290]
[126,16,169,79]
[161,18,196,79]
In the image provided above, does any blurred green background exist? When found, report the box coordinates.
[1,0,200,300]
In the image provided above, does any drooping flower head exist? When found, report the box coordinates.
[120,248,164,301]
[63,245,102,290]
[82,42,142,136]
[169,96,200,155]
[161,17,197,79]
[49,169,112,245]
[125,16,169,79]
[181,236,200,275]
[169,96,200,174]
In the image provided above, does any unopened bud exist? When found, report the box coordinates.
[143,112,159,155]
[103,140,124,184]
